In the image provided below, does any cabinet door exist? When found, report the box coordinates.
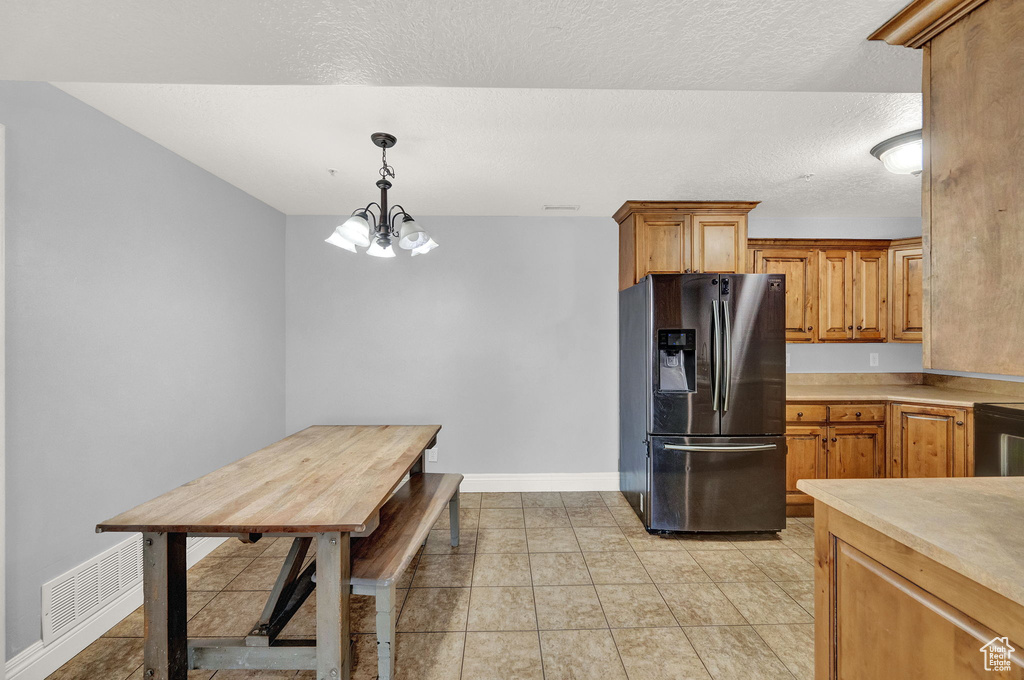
[818,250,854,341]
[827,425,884,479]
[752,249,818,342]
[890,403,969,478]
[693,214,745,273]
[853,250,887,341]
[637,214,691,277]
[785,425,826,492]
[890,247,924,342]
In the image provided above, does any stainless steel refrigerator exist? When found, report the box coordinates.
[619,274,787,533]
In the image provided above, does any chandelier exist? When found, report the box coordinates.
[325,132,438,258]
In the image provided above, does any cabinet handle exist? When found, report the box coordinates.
[848,325,853,330]
[855,412,862,417]
[831,437,837,442]
[797,412,803,417]
[957,420,964,426]
[857,325,863,330]
[808,326,813,331]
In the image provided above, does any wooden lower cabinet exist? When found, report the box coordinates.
[815,505,1024,679]
[827,425,885,479]
[785,399,974,516]
[889,403,971,478]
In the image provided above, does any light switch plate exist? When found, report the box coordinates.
[869,352,879,367]
[786,352,791,368]
[427,448,438,462]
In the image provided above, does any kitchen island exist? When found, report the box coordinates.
[798,477,1024,679]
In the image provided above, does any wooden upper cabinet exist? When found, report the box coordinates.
[637,214,691,277]
[890,242,924,342]
[751,248,818,342]
[827,424,885,479]
[853,250,888,341]
[693,214,745,273]
[889,403,970,478]
[818,250,855,341]
[615,201,758,290]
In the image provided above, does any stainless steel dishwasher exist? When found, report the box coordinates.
[973,402,1024,476]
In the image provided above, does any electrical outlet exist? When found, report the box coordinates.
[786,352,791,368]
[427,448,438,463]
[869,352,879,367]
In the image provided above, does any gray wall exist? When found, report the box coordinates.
[1,82,286,658]
[285,215,619,475]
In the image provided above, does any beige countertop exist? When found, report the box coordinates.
[797,477,1024,607]
[786,382,1017,407]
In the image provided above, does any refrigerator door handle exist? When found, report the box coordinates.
[664,444,778,452]
[722,299,732,413]
[711,300,721,412]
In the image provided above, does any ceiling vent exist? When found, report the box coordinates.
[543,205,580,211]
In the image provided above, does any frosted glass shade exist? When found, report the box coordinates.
[870,130,923,176]
[325,228,358,252]
[366,240,396,258]
[398,217,430,250]
[410,238,439,256]
[336,212,372,247]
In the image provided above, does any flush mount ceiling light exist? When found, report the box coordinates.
[870,129,923,176]
[325,133,438,258]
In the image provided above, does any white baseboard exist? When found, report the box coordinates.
[459,472,619,493]
[6,536,226,680]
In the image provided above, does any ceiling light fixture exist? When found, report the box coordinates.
[870,129,923,176]
[325,132,437,258]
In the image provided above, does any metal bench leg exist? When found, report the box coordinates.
[449,489,460,547]
[375,583,398,680]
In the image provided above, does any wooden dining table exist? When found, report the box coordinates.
[97,424,441,680]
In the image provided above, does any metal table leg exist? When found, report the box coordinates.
[316,532,351,680]
[143,532,188,680]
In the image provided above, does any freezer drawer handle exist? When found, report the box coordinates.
[663,444,778,452]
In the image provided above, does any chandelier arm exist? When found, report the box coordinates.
[388,205,410,235]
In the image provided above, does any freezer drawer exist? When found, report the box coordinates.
[648,435,786,533]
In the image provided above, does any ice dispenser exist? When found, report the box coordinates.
[657,329,695,392]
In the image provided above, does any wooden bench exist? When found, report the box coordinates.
[350,472,463,680]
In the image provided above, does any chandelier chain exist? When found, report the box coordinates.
[380,145,395,180]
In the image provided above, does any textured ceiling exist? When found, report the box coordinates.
[55,84,922,218]
[6,0,920,92]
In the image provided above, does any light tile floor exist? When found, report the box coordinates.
[47,491,815,680]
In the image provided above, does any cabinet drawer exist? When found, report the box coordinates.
[787,405,827,422]
[828,404,885,422]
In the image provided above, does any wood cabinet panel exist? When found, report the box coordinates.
[786,425,827,493]
[890,403,969,478]
[819,251,855,341]
[751,248,817,342]
[891,245,924,342]
[786,404,827,423]
[853,250,887,341]
[693,215,745,273]
[828,404,886,423]
[827,425,884,479]
[834,540,1021,680]
[616,202,758,289]
[638,215,690,276]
